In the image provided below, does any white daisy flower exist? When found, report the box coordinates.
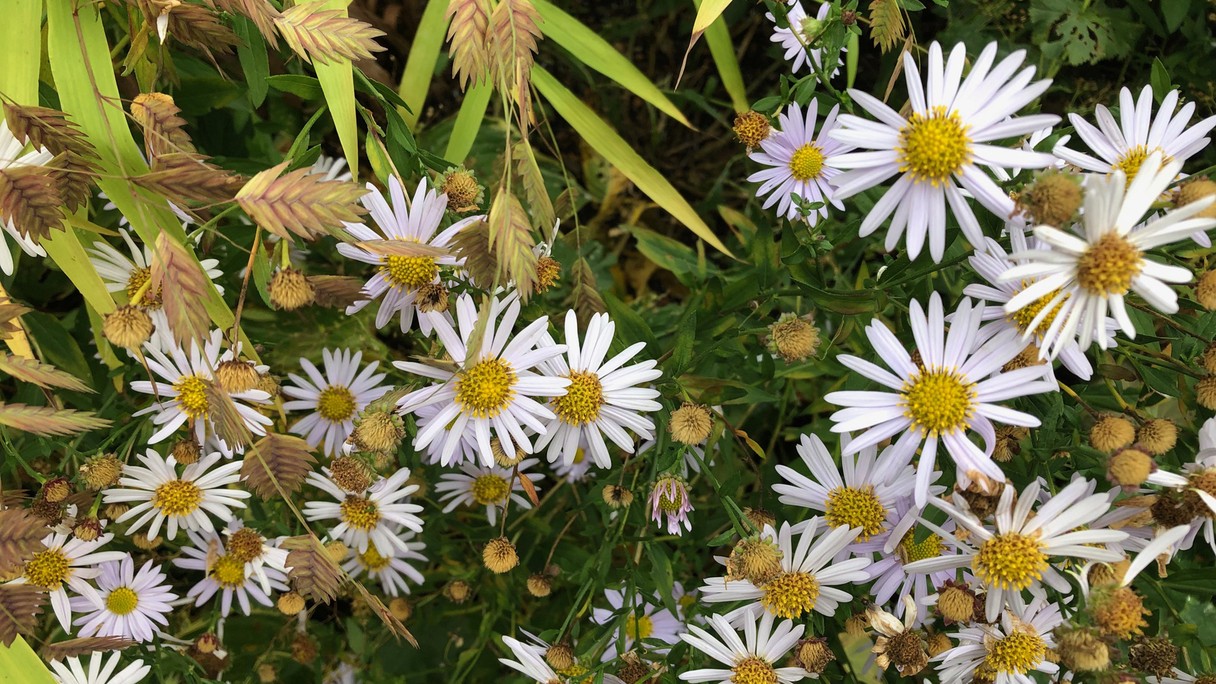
[434,459,544,525]
[395,293,570,467]
[1149,670,1214,684]
[678,607,810,684]
[0,122,51,275]
[70,555,177,642]
[824,292,1057,506]
[87,228,224,350]
[303,466,424,555]
[49,652,151,684]
[965,230,1108,380]
[9,532,126,633]
[766,0,836,75]
[592,586,683,662]
[311,154,353,182]
[499,635,563,683]
[129,329,272,453]
[829,41,1060,262]
[773,432,915,544]
[904,478,1128,621]
[858,506,959,626]
[992,126,1067,183]
[173,529,288,617]
[747,99,852,222]
[102,448,250,541]
[341,527,427,596]
[552,440,594,482]
[1054,85,1216,182]
[1000,153,1216,354]
[282,348,390,456]
[535,311,662,468]
[700,519,872,622]
[223,519,291,595]
[1145,416,1216,555]
[933,597,1062,684]
[338,175,480,333]
[413,401,481,466]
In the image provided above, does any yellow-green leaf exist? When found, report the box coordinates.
[41,227,116,316]
[692,0,734,35]
[533,66,734,257]
[444,80,493,164]
[0,636,55,683]
[531,0,691,127]
[314,0,359,176]
[701,2,747,113]
[0,0,42,106]
[398,0,449,129]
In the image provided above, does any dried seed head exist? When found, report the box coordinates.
[724,536,785,585]
[958,481,1002,520]
[227,527,266,563]
[415,282,450,313]
[601,484,634,509]
[103,502,129,520]
[936,581,978,624]
[73,516,102,542]
[324,540,348,563]
[195,633,220,654]
[41,477,72,503]
[1089,415,1136,453]
[926,630,952,657]
[1107,447,1154,488]
[526,573,552,597]
[443,579,472,603]
[256,372,281,399]
[844,613,869,637]
[171,439,201,465]
[215,359,261,393]
[1151,489,1199,528]
[491,437,526,467]
[257,663,277,683]
[535,256,561,293]
[1198,271,1216,311]
[1090,585,1149,639]
[291,633,317,664]
[1128,636,1178,677]
[768,313,820,363]
[1017,170,1082,226]
[544,643,576,672]
[1001,344,1044,373]
[277,591,306,615]
[1136,418,1177,455]
[483,536,519,574]
[743,507,777,531]
[1175,178,1216,219]
[668,403,712,445]
[733,111,771,149]
[269,267,315,310]
[1201,343,1216,374]
[440,167,484,212]
[102,305,154,348]
[133,534,162,550]
[615,652,650,684]
[1086,559,1130,588]
[993,426,1029,463]
[795,637,835,673]
[352,411,405,455]
[1054,626,1110,672]
[329,456,372,493]
[389,597,412,621]
[31,496,65,524]
[1199,375,1216,409]
[79,454,123,491]
[877,629,928,676]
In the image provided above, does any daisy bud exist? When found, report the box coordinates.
[40,477,72,503]
[1199,343,1216,374]
[535,256,561,293]
[73,517,102,542]
[936,581,978,625]
[291,633,317,664]
[1197,270,1216,311]
[725,536,784,585]
[733,110,771,150]
[1198,375,1216,409]
[324,540,348,563]
[133,534,162,550]
[277,591,306,615]
[1107,447,1154,488]
[544,643,576,672]
[1053,626,1109,672]
[1016,170,1082,227]
[227,528,267,563]
[415,282,450,313]
[1136,418,1177,455]
[1089,415,1135,453]
[439,166,484,212]
[1175,178,1216,219]
[257,664,277,683]
[1128,636,1178,677]
[79,454,123,491]
[1090,585,1149,639]
[649,474,693,535]
[601,484,633,509]
[352,411,405,455]
[102,305,154,349]
[491,437,526,467]
[767,313,820,363]
[795,637,835,674]
[668,403,712,445]
[743,507,776,531]
[195,633,220,654]
[443,579,472,603]
[329,455,372,493]
[925,630,952,657]
[215,359,261,393]
[389,597,412,621]
[526,573,552,597]
[269,267,315,310]
[841,8,857,25]
[482,536,519,574]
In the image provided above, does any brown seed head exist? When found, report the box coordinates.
[926,630,952,657]
[1137,418,1177,455]
[796,637,835,673]
[1089,415,1136,453]
[41,477,72,503]
[440,167,484,212]
[1090,585,1149,639]
[389,597,412,621]
[483,536,519,574]
[291,633,317,664]
[669,403,712,445]
[1053,626,1110,672]
[1176,178,1216,219]
[491,437,526,467]
[102,305,154,349]
[171,439,201,465]
[602,484,634,509]
[937,581,978,624]
[1128,636,1178,677]
[73,517,102,542]
[1107,447,1154,488]
[1201,343,1216,374]
[733,111,771,149]
[1198,271,1216,311]
[768,313,820,363]
[257,663,277,683]
[79,454,123,491]
[227,527,266,563]
[1017,171,1082,226]
[269,267,315,310]
[536,256,561,293]
[133,534,162,550]
[527,573,553,597]
[277,591,306,615]
[353,411,405,455]
[195,633,220,654]
[544,643,576,672]
[725,537,784,585]
[415,281,450,313]
[330,456,372,493]
[443,579,472,603]
[744,507,777,531]
[215,359,261,393]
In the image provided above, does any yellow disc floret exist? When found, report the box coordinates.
[899,107,972,185]
[455,358,517,418]
[1076,232,1142,296]
[624,613,654,641]
[902,369,976,436]
[973,532,1047,590]
[382,255,438,290]
[824,486,887,539]
[760,571,820,619]
[23,549,71,589]
[471,474,511,506]
[985,630,1046,676]
[552,370,605,425]
[152,479,203,517]
[173,375,211,420]
[358,545,392,572]
[340,496,380,530]
[898,531,944,564]
[316,385,357,422]
[210,554,246,589]
[1008,285,1065,338]
[788,144,826,182]
[731,656,779,684]
[105,586,140,615]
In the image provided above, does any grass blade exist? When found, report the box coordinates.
[398,0,449,129]
[701,2,748,113]
[313,0,359,176]
[444,80,493,165]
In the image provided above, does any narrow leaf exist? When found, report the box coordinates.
[399,0,450,129]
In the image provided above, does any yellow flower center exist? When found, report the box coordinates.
[455,358,517,419]
[210,554,246,589]
[340,496,380,531]
[898,531,944,564]
[316,385,357,422]
[1076,232,1142,296]
[657,479,687,513]
[1008,284,1066,338]
[551,370,604,425]
[471,474,511,506]
[973,532,1047,590]
[173,375,211,420]
[984,630,1046,675]
[151,479,203,517]
[125,266,162,309]
[624,613,654,641]
[359,545,392,571]
[1112,145,1171,184]
[23,549,71,589]
[899,106,972,185]
[902,368,976,436]
[760,571,819,619]
[731,656,778,684]
[824,485,887,539]
[788,143,826,182]
[105,586,140,615]
[382,255,438,290]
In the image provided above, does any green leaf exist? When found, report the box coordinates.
[692,0,734,36]
[314,0,359,176]
[532,0,692,126]
[645,544,679,618]
[0,0,41,106]
[1161,0,1189,32]
[668,308,697,377]
[267,74,325,100]
[235,17,271,107]
[603,294,657,351]
[444,80,494,165]
[702,4,748,114]
[627,224,700,276]
[1151,57,1172,101]
[22,312,92,385]
[398,0,450,129]
[0,636,55,684]
[42,226,117,315]
[533,66,734,257]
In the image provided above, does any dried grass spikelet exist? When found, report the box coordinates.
[567,257,606,328]
[0,166,65,240]
[0,509,48,577]
[0,298,31,342]
[514,142,555,232]
[3,104,99,213]
[158,2,241,56]
[488,191,539,300]
[273,0,386,64]
[0,353,91,393]
[451,217,500,289]
[0,402,110,437]
[204,381,254,451]
[482,537,519,574]
[237,161,368,241]
[131,93,196,160]
[444,0,492,90]
[281,536,343,604]
[240,432,318,500]
[39,636,136,661]
[1089,414,1135,453]
[307,275,364,309]
[102,305,154,349]
[1136,418,1177,455]
[487,0,543,128]
[133,152,244,205]
[0,585,47,647]
[868,0,906,53]
[149,232,213,347]
[206,0,282,45]
[269,267,316,310]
